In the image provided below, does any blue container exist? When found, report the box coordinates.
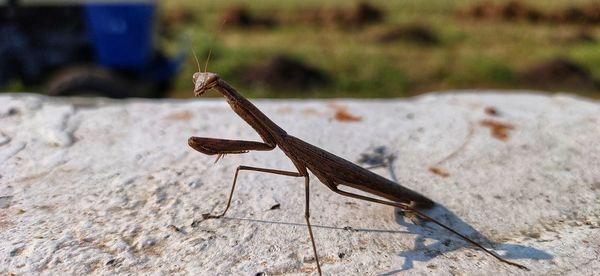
[84,3,155,69]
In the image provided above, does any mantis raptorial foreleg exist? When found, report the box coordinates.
[189,137,274,155]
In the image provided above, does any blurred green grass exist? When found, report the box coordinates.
[161,0,600,98]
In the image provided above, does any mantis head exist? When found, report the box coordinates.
[192,72,219,96]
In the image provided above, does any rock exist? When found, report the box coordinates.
[1,93,599,275]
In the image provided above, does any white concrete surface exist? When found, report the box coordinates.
[0,92,599,275]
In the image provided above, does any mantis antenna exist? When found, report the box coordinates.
[191,45,202,73]
[204,47,213,74]
[191,19,227,87]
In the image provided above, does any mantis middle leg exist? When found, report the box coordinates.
[202,165,302,219]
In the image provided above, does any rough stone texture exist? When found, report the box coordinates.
[0,93,599,275]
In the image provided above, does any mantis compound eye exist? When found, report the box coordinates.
[192,72,200,83]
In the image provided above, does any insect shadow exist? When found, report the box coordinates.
[358,146,553,273]
[383,205,554,273]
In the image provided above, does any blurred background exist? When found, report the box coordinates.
[1,0,599,99]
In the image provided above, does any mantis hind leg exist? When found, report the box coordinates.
[202,165,302,219]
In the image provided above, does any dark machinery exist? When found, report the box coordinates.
[0,0,183,98]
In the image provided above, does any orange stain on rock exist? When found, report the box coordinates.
[479,119,514,141]
[334,109,362,122]
[429,167,450,177]
[164,110,193,121]
[327,102,362,122]
[302,107,321,115]
[276,107,293,114]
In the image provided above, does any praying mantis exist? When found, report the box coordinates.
[188,72,528,274]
